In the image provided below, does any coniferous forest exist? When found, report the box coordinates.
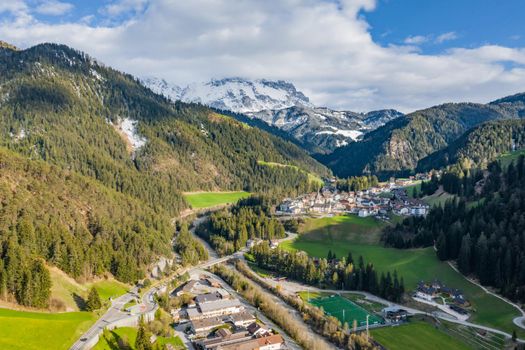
[383,156,525,301]
[196,196,286,256]
[0,43,329,307]
[250,242,405,302]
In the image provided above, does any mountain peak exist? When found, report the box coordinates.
[142,76,313,113]
[0,40,19,51]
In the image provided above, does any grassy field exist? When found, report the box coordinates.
[183,191,250,209]
[0,308,96,350]
[49,266,129,311]
[92,280,129,301]
[93,327,185,350]
[282,215,524,336]
[422,190,455,207]
[297,215,385,245]
[498,149,525,168]
[372,321,472,350]
[405,182,423,198]
[308,295,383,327]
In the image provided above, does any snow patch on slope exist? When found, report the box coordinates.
[112,118,147,157]
[316,129,363,141]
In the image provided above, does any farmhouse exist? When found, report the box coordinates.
[382,306,409,323]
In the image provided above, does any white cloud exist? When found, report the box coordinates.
[35,1,73,16]
[0,0,524,113]
[404,35,429,45]
[101,0,149,16]
[435,31,458,44]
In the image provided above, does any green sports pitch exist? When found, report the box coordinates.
[308,295,383,327]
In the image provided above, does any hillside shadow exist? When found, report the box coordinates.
[73,293,86,310]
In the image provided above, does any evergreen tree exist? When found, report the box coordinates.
[86,287,102,311]
[135,322,152,350]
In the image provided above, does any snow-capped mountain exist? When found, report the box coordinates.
[141,77,182,101]
[250,106,403,153]
[142,77,312,113]
[141,77,403,153]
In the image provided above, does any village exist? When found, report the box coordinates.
[277,176,431,219]
[169,275,288,350]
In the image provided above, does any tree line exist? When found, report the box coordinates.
[173,222,208,266]
[234,260,379,350]
[250,242,404,303]
[336,175,379,192]
[196,196,286,256]
[384,156,525,302]
[212,263,378,350]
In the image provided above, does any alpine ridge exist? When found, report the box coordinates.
[142,76,404,153]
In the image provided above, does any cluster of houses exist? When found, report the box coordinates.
[172,277,286,350]
[414,279,469,317]
[278,178,430,219]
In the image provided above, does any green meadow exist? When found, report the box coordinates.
[93,327,185,350]
[498,149,525,168]
[371,320,472,350]
[282,215,523,336]
[183,191,250,209]
[0,308,96,350]
[49,266,129,311]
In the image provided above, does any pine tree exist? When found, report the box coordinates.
[86,287,102,311]
[135,322,152,350]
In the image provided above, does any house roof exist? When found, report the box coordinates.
[196,292,221,304]
[190,316,223,331]
[229,311,256,323]
[256,334,284,346]
[186,307,202,319]
[199,299,242,313]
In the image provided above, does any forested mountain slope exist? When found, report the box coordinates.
[0,42,329,307]
[383,158,525,302]
[0,43,328,213]
[417,119,525,172]
[320,99,525,178]
[0,147,172,306]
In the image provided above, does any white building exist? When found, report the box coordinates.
[358,208,370,217]
[199,299,243,318]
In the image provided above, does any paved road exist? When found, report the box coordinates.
[70,214,226,350]
[259,273,525,341]
[446,261,525,330]
[69,286,149,350]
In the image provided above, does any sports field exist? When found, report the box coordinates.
[308,295,383,327]
[183,191,250,209]
[282,215,524,337]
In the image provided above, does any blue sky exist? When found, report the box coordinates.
[363,0,525,52]
[1,0,524,112]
